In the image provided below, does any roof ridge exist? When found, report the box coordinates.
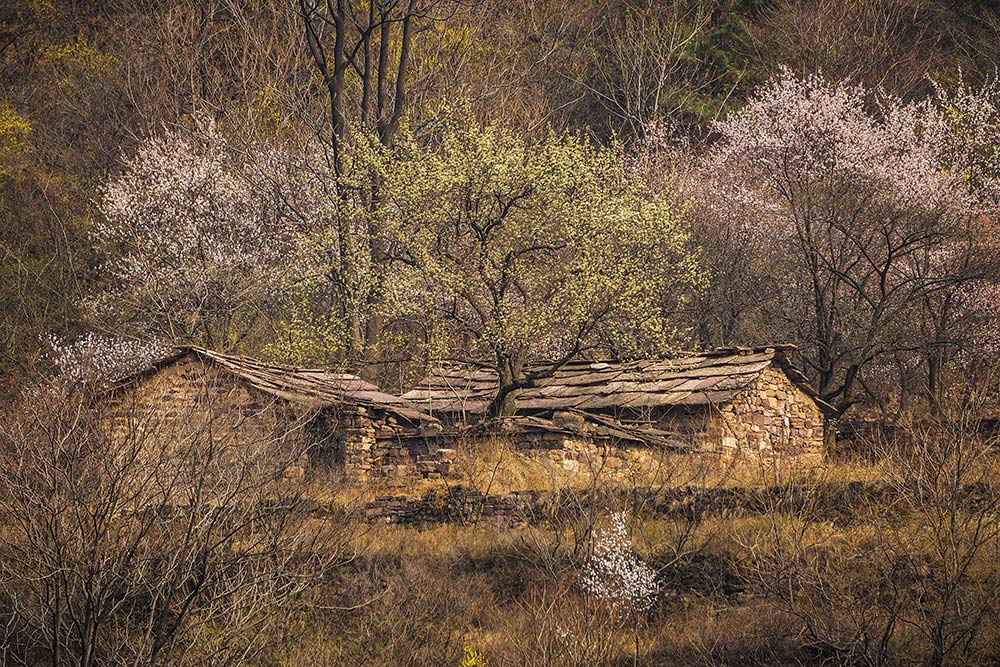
[104,346,437,423]
[185,345,364,379]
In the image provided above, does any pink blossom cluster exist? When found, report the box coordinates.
[680,69,1000,390]
[580,511,660,617]
[43,332,168,387]
[709,68,968,214]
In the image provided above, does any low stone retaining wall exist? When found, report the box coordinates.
[360,486,543,526]
[355,481,999,527]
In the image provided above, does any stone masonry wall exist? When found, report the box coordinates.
[711,366,824,458]
[107,355,311,475]
[335,425,630,483]
[331,409,453,481]
[356,480,969,527]
[508,430,605,472]
[337,417,622,482]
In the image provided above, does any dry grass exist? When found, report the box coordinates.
[257,428,1000,666]
[301,438,897,515]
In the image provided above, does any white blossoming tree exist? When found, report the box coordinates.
[580,511,660,666]
[43,332,168,389]
[908,77,1000,405]
[93,118,311,348]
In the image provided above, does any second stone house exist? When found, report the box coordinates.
[403,346,833,459]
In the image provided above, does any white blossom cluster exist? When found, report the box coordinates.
[92,116,315,341]
[43,332,168,387]
[925,75,1000,210]
[580,511,660,617]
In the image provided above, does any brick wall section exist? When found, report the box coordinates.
[508,431,604,472]
[712,366,824,457]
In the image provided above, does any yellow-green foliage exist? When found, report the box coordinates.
[39,35,116,70]
[262,311,348,367]
[373,109,702,363]
[252,87,293,138]
[460,645,489,667]
[39,34,115,89]
[0,103,30,176]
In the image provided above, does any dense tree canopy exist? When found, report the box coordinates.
[376,115,698,414]
[1,0,999,419]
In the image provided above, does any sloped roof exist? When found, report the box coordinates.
[480,411,691,450]
[108,346,437,424]
[402,346,831,417]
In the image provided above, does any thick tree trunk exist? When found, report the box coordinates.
[489,384,520,418]
[489,355,523,418]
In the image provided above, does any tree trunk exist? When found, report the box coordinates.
[822,414,838,458]
[489,355,523,418]
[926,338,948,417]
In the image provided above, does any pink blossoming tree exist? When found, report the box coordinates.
[704,69,1000,438]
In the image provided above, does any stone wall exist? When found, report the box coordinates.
[318,409,453,481]
[357,480,970,527]
[508,430,606,472]
[711,366,824,458]
[106,354,311,476]
[360,486,542,526]
[334,420,624,483]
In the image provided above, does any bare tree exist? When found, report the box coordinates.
[295,0,462,358]
[0,385,346,667]
[708,70,998,447]
[578,1,723,137]
[738,377,1000,666]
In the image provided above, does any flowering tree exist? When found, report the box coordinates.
[43,332,167,389]
[706,69,999,438]
[580,511,660,666]
[581,511,660,615]
[93,118,312,348]
[632,121,774,349]
[377,114,700,415]
[908,77,1000,406]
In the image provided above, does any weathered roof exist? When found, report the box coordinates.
[402,346,831,417]
[481,411,691,450]
[108,346,437,424]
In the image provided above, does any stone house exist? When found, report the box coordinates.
[402,346,832,459]
[101,347,444,479]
